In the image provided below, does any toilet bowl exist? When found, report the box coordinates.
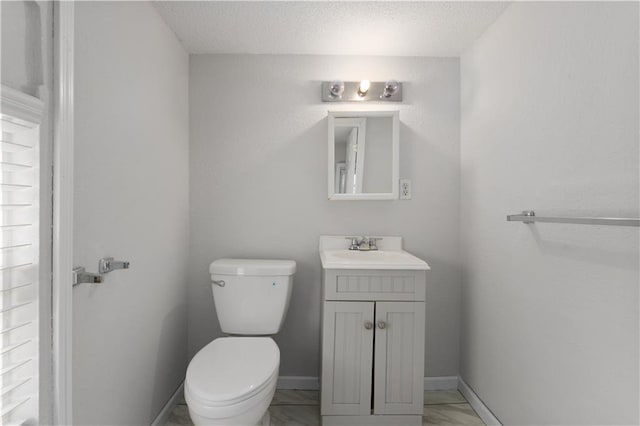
[185,337,279,425]
[185,259,295,426]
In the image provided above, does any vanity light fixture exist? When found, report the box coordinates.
[321,80,403,102]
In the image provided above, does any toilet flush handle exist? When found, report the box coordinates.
[212,280,225,287]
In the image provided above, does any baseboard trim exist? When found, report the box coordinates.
[151,382,184,426]
[277,376,320,390]
[424,376,458,390]
[458,377,501,426]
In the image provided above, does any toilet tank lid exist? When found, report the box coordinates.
[210,258,296,276]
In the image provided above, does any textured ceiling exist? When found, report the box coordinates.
[153,1,510,56]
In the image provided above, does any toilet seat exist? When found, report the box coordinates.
[185,337,279,413]
[186,368,278,421]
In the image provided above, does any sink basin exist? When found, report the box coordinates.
[320,249,430,270]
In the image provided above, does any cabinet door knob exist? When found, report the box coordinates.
[377,320,387,329]
[364,321,373,330]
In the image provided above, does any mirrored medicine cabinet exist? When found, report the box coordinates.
[327,111,399,200]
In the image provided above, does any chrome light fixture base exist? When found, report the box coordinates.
[321,81,403,102]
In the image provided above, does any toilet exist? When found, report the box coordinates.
[185,259,296,425]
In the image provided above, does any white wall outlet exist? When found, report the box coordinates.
[400,179,412,200]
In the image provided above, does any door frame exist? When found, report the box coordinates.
[52,1,74,424]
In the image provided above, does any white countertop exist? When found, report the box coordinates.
[319,236,430,270]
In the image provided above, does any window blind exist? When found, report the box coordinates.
[1,87,43,426]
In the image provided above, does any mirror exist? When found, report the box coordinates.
[328,111,399,200]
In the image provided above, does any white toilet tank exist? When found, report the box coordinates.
[209,259,296,335]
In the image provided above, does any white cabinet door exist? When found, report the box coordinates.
[321,301,375,415]
[373,302,425,415]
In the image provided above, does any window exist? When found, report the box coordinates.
[1,86,44,425]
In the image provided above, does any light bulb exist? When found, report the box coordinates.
[358,80,371,97]
[329,81,344,98]
[382,80,399,98]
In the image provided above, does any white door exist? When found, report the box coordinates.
[373,301,425,415]
[321,301,374,415]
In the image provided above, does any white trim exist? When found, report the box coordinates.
[458,377,502,426]
[423,376,458,391]
[328,192,399,201]
[276,376,320,390]
[0,85,45,123]
[52,2,74,425]
[151,383,184,426]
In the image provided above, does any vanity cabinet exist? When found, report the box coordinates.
[321,269,426,426]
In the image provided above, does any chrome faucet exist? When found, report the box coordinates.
[345,236,383,251]
[346,237,360,250]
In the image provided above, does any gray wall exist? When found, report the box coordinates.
[1,0,46,97]
[73,2,189,424]
[189,54,461,377]
[460,2,639,424]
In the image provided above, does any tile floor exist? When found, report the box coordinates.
[166,389,485,425]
